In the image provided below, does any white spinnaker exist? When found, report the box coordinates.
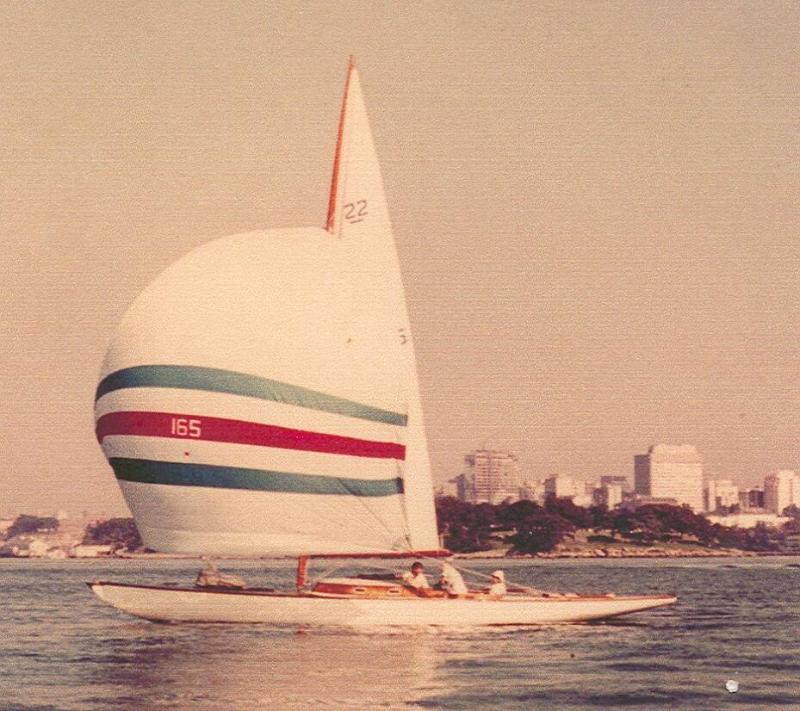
[118,480,408,556]
[97,228,413,555]
[326,62,439,551]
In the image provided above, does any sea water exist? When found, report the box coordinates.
[1,557,798,710]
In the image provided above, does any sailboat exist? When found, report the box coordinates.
[89,59,676,625]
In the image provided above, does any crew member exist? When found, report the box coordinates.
[486,570,507,598]
[439,561,468,596]
[402,561,430,589]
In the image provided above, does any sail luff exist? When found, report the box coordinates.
[325,57,355,234]
[401,364,440,550]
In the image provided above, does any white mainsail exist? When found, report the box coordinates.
[325,59,439,551]
[94,60,439,555]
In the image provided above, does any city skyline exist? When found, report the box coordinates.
[452,444,796,518]
[3,2,800,514]
[1,439,787,519]
[4,443,794,519]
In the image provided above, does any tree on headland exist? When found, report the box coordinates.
[782,504,800,519]
[743,522,778,551]
[628,508,664,543]
[496,499,542,530]
[508,513,574,554]
[609,509,636,540]
[82,518,143,552]
[544,496,592,529]
[781,507,800,536]
[433,497,788,554]
[588,504,611,532]
[5,515,59,539]
[435,497,496,552]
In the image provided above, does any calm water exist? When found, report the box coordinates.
[2,557,798,710]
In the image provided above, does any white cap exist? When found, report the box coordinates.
[491,570,505,582]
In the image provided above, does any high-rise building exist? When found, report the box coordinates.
[462,450,520,504]
[739,487,764,511]
[574,480,596,508]
[705,479,739,512]
[543,474,578,500]
[594,482,623,509]
[542,474,596,506]
[634,444,703,512]
[451,473,469,502]
[763,470,798,514]
[600,475,630,492]
[518,480,545,503]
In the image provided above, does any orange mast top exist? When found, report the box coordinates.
[325,56,356,233]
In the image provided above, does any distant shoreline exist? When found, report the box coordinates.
[3,549,797,561]
[457,547,796,560]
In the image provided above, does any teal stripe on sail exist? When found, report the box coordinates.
[96,365,407,427]
[110,457,404,497]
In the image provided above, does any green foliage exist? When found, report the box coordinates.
[544,496,592,529]
[508,513,574,554]
[588,504,611,531]
[607,504,717,545]
[782,504,800,519]
[434,497,787,554]
[435,497,496,552]
[712,523,747,549]
[496,499,542,529]
[743,522,778,551]
[6,515,59,539]
[82,518,143,551]
[782,516,800,536]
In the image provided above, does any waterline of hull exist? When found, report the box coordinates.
[88,582,677,625]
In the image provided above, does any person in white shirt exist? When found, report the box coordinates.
[439,561,468,596]
[486,570,507,598]
[401,561,430,589]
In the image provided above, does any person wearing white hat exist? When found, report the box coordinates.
[486,570,507,598]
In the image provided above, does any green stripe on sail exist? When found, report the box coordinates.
[96,365,407,427]
[110,457,404,497]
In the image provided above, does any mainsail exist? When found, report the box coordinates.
[94,60,439,556]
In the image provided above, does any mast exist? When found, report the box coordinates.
[326,56,355,234]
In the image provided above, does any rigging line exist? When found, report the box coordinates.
[340,471,410,547]
[326,57,353,234]
[394,456,414,550]
[303,557,556,597]
[394,456,414,548]
[316,431,409,547]
[332,85,353,240]
[305,558,405,588]
[305,560,346,589]
[307,558,418,589]
[413,555,550,596]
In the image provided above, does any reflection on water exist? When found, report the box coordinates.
[87,625,438,709]
[2,557,799,710]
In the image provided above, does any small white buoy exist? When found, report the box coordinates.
[725,679,739,693]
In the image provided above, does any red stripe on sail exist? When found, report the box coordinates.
[96,410,405,460]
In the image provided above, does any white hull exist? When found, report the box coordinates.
[89,582,676,626]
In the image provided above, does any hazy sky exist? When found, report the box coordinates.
[2,1,799,516]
